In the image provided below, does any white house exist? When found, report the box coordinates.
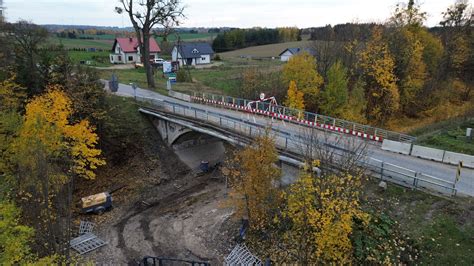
[279,47,316,62]
[171,42,214,66]
[110,37,161,64]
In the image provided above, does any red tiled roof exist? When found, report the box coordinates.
[114,37,161,53]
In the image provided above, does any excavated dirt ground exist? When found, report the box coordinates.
[73,124,238,265]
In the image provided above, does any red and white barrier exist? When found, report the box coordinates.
[190,96,383,142]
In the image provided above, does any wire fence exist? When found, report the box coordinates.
[137,95,456,197]
[189,91,416,143]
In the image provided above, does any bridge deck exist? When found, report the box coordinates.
[111,82,474,197]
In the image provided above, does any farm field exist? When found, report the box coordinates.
[219,40,313,58]
[47,37,113,49]
[155,32,216,42]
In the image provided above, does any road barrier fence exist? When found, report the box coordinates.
[189,91,416,143]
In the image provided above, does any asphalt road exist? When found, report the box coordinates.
[108,82,474,197]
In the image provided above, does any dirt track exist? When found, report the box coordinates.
[78,127,237,264]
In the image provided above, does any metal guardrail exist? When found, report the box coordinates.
[137,95,456,197]
[190,91,416,143]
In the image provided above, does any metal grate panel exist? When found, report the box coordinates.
[224,244,262,265]
[79,221,95,235]
[70,232,106,255]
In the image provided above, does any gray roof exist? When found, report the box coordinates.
[175,42,214,58]
[279,47,316,56]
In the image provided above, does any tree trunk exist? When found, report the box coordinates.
[142,28,155,88]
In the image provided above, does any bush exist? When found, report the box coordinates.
[176,69,192,82]
[214,54,222,61]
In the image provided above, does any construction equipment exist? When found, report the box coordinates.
[81,192,112,215]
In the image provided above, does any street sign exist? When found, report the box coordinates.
[163,61,172,74]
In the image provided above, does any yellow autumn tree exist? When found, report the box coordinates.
[226,130,282,231]
[15,85,105,181]
[0,74,27,112]
[278,160,368,264]
[358,27,399,125]
[282,52,323,111]
[284,80,305,119]
[11,85,105,257]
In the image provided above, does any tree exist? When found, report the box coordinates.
[0,201,34,264]
[282,52,323,111]
[389,0,427,28]
[240,68,259,99]
[279,161,368,264]
[12,87,105,258]
[341,79,367,123]
[226,130,282,232]
[440,0,473,29]
[47,51,106,124]
[0,74,27,112]
[319,61,349,117]
[115,0,184,88]
[10,21,49,95]
[284,80,305,112]
[358,27,399,125]
[440,0,473,100]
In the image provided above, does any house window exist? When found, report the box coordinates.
[201,57,206,61]
[128,56,134,61]
[118,55,122,61]
[192,48,199,54]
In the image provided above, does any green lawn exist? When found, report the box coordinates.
[411,117,474,155]
[98,68,170,94]
[68,50,112,67]
[47,37,113,49]
[97,58,283,97]
[365,182,474,265]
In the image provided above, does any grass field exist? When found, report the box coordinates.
[411,117,474,155]
[185,58,283,95]
[219,40,313,58]
[68,50,111,67]
[365,181,474,265]
[97,58,283,96]
[155,32,215,42]
[48,37,113,49]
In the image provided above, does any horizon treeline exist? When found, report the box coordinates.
[212,27,301,52]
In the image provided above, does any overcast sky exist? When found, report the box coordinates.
[3,0,457,28]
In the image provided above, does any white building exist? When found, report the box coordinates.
[172,42,214,66]
[279,47,316,62]
[110,37,161,64]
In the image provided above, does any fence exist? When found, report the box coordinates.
[190,91,416,143]
[137,96,457,197]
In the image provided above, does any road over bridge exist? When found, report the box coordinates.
[109,82,474,197]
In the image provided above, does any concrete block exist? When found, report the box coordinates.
[410,145,445,162]
[443,151,474,168]
[381,139,412,155]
